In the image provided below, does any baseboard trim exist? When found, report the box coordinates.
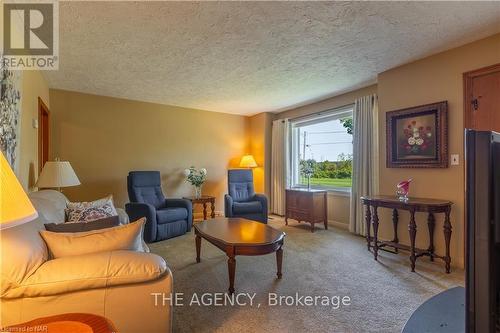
[193,211,224,219]
[328,220,349,230]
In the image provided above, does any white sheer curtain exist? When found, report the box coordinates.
[350,94,379,235]
[271,119,289,216]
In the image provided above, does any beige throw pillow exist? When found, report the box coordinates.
[40,218,146,259]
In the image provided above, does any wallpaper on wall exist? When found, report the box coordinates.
[0,54,22,172]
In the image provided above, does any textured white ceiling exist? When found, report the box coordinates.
[44,1,500,115]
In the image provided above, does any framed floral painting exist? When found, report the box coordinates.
[386,101,448,168]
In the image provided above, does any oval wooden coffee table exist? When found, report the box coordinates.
[194,217,285,294]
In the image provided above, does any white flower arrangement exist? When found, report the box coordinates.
[184,167,207,187]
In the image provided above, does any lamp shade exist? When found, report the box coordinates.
[239,155,258,168]
[36,160,81,189]
[0,151,38,229]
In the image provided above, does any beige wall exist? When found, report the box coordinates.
[248,112,273,199]
[19,71,50,191]
[327,193,350,227]
[377,33,500,268]
[275,84,378,227]
[49,89,249,213]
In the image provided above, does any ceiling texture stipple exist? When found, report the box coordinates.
[45,1,500,115]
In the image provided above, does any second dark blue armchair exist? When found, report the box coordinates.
[224,169,268,223]
[125,171,192,242]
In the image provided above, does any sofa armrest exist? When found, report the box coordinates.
[126,203,157,242]
[224,194,234,217]
[165,199,193,231]
[253,194,268,218]
[3,250,168,299]
[116,208,130,225]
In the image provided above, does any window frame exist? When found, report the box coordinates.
[288,104,354,194]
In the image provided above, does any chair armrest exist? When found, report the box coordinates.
[253,194,268,217]
[165,199,193,231]
[126,202,157,242]
[224,194,234,217]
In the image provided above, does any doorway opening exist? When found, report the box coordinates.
[38,97,50,173]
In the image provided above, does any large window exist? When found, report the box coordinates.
[290,106,353,192]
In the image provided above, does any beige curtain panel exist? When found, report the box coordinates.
[271,118,289,216]
[349,94,379,235]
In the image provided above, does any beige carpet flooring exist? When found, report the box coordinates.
[149,217,464,333]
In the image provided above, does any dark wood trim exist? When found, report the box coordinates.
[37,97,50,172]
[463,63,500,130]
[386,101,448,168]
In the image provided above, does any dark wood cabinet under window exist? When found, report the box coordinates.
[285,189,328,232]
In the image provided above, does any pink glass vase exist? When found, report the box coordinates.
[396,179,412,202]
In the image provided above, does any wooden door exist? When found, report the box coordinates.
[464,64,500,132]
[38,97,50,172]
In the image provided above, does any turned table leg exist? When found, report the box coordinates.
[365,204,372,251]
[444,207,452,273]
[392,209,399,253]
[427,213,436,261]
[276,247,283,279]
[202,202,207,220]
[227,255,236,294]
[409,209,417,272]
[210,199,215,218]
[372,206,379,261]
[195,234,201,263]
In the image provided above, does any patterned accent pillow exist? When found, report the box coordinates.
[65,195,118,223]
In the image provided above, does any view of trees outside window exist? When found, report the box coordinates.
[297,116,353,188]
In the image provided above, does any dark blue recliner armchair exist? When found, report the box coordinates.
[224,169,268,223]
[125,171,192,242]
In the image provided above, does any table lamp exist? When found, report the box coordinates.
[0,151,38,229]
[239,154,258,168]
[35,158,81,191]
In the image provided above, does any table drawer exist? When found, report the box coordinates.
[287,209,310,221]
[286,191,311,209]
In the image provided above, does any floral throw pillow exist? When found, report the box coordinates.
[65,195,118,223]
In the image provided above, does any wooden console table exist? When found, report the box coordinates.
[183,195,216,221]
[360,195,453,273]
[285,188,327,232]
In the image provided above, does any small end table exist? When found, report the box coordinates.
[3,313,117,333]
[183,195,216,221]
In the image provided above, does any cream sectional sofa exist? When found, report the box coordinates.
[0,190,172,333]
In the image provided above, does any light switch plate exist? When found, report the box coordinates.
[451,154,459,166]
[32,119,38,129]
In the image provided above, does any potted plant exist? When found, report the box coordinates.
[184,167,207,198]
[301,160,314,191]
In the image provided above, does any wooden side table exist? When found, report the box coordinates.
[183,195,216,221]
[285,188,327,232]
[361,195,453,273]
[3,313,117,333]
